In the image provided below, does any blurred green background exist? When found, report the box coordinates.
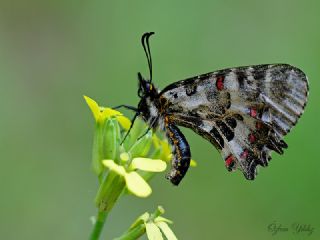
[1,0,319,239]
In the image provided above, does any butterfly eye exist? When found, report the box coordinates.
[144,82,152,94]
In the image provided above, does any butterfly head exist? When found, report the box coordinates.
[137,72,156,98]
[120,32,157,144]
[137,72,159,122]
[137,32,156,98]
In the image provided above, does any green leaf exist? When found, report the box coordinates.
[146,222,163,240]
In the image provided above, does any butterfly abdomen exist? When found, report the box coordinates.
[165,121,191,185]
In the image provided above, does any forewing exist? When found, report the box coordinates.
[160,64,308,179]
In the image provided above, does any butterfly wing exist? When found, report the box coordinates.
[159,64,308,179]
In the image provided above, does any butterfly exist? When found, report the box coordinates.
[116,32,309,185]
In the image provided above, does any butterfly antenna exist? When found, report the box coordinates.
[141,32,155,83]
[120,112,139,145]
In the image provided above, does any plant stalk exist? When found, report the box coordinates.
[89,210,108,240]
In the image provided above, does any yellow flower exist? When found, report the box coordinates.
[84,95,131,129]
[123,206,178,240]
[103,157,166,198]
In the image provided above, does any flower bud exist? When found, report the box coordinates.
[91,122,104,176]
[103,118,121,164]
[128,130,153,158]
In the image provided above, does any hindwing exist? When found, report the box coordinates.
[160,64,308,179]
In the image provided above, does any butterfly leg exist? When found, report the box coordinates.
[137,117,158,140]
[112,105,138,112]
[165,117,191,185]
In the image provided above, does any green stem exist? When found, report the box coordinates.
[91,172,125,239]
[90,210,108,240]
[113,224,145,240]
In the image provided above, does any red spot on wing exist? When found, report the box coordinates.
[216,76,224,91]
[240,149,249,159]
[248,133,256,143]
[250,107,257,118]
[225,154,235,171]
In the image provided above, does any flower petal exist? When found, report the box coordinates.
[190,159,197,167]
[130,158,167,172]
[156,222,178,240]
[97,107,131,129]
[146,222,164,240]
[102,160,126,176]
[154,216,173,224]
[83,95,100,121]
[116,115,131,130]
[124,171,152,197]
[97,108,120,122]
[103,107,122,117]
